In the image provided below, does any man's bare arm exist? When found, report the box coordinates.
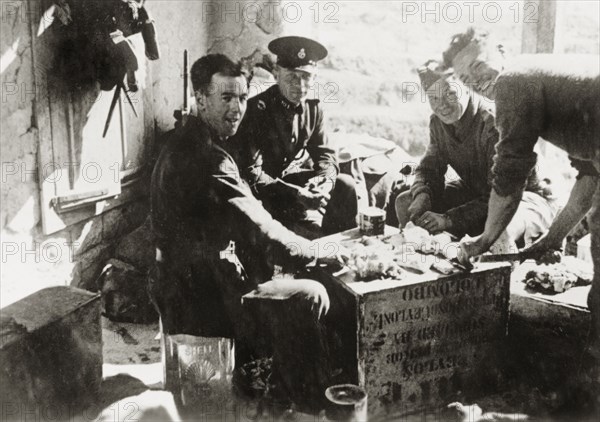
[458,189,522,264]
[522,175,598,259]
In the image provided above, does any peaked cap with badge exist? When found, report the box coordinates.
[268,36,328,74]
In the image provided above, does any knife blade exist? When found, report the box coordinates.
[476,253,523,263]
[449,257,472,271]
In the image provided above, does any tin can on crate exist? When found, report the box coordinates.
[359,207,386,236]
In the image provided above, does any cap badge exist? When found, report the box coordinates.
[297,48,306,59]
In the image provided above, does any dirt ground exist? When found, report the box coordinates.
[91,280,599,422]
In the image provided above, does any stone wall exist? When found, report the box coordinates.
[152,0,286,133]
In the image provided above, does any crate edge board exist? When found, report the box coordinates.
[353,264,510,297]
[1,286,100,350]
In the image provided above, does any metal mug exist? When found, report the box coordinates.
[325,384,368,421]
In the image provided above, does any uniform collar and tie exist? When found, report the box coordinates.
[275,86,305,115]
[271,86,306,147]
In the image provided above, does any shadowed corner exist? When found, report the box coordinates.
[79,361,180,421]
[95,373,149,410]
[90,386,182,422]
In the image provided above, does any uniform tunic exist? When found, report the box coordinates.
[230,85,356,236]
[232,84,338,191]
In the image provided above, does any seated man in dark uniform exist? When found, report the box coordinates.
[231,36,358,239]
[150,54,345,408]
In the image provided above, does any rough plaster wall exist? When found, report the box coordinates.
[1,1,39,233]
[150,2,209,133]
[150,0,284,134]
[0,2,149,306]
[206,0,283,62]
[0,1,56,305]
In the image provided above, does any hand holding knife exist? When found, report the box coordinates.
[475,248,563,264]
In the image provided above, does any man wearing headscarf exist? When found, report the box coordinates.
[395,60,556,245]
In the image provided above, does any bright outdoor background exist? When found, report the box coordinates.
[300,0,599,197]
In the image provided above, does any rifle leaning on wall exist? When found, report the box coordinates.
[173,50,190,128]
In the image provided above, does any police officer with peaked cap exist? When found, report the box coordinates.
[230,36,358,238]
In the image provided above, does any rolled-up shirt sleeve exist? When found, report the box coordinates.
[411,116,447,200]
[491,74,541,196]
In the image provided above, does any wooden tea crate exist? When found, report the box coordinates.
[507,263,593,407]
[311,226,511,417]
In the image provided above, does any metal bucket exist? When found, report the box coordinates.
[325,384,368,421]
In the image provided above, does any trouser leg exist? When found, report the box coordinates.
[278,171,358,237]
[242,278,333,411]
[395,190,412,228]
[271,296,332,411]
[322,174,358,235]
[439,179,482,237]
[210,265,267,365]
[149,258,237,338]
